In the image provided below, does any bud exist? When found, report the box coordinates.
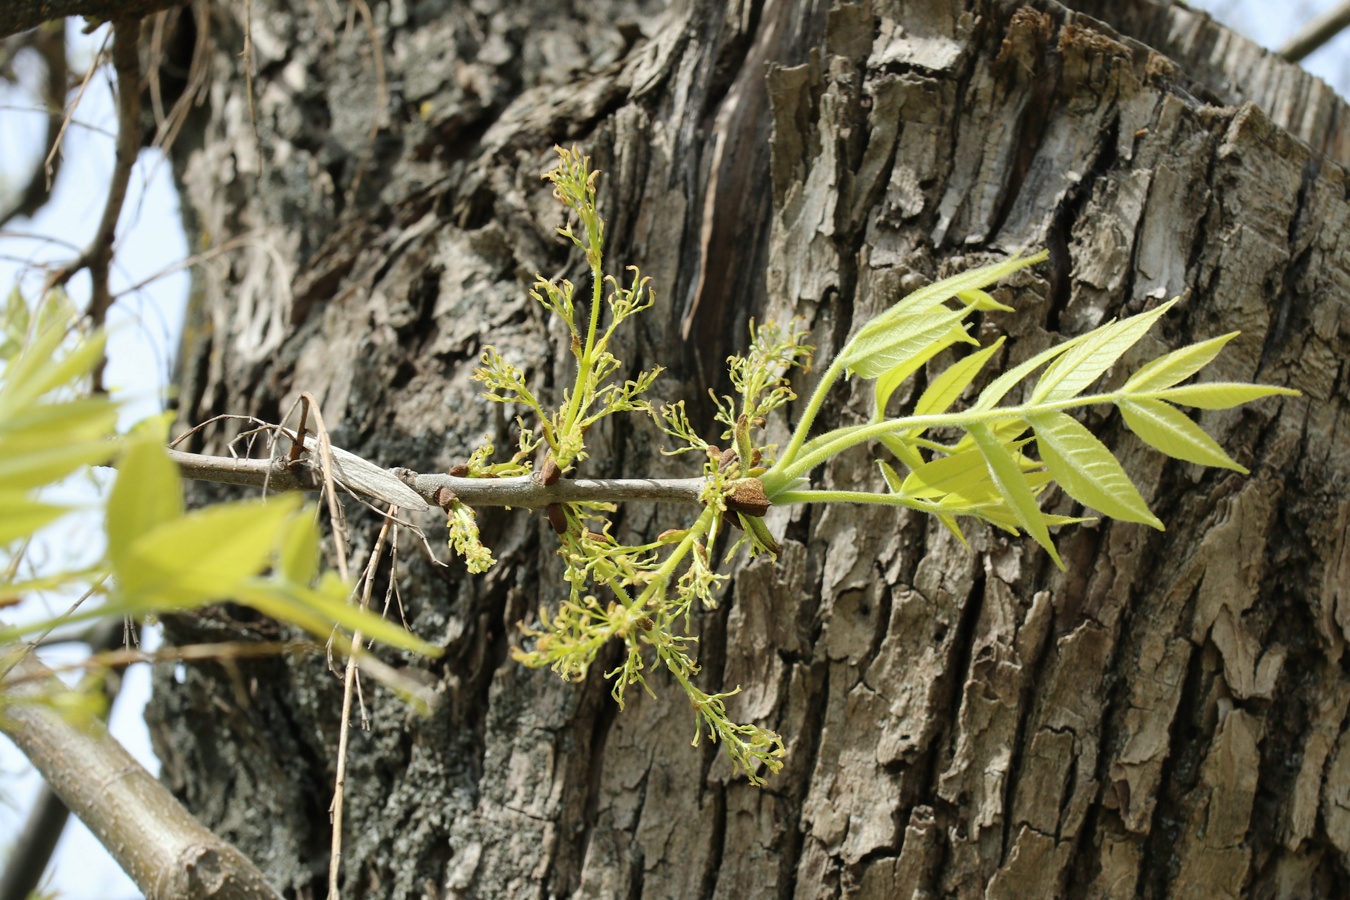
[546,503,568,535]
[725,478,771,517]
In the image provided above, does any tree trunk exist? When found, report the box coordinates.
[147,0,1350,896]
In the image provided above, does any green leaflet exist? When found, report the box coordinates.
[1117,398,1245,472]
[1031,299,1177,403]
[113,495,305,606]
[872,326,972,419]
[901,446,997,499]
[880,459,969,546]
[1028,411,1162,529]
[968,423,1063,568]
[1149,382,1299,410]
[107,438,185,570]
[865,251,1048,331]
[0,325,107,421]
[846,252,1046,382]
[0,441,120,491]
[1,397,118,446]
[844,304,973,380]
[956,288,1015,312]
[0,492,67,545]
[1122,332,1238,391]
[277,509,321,586]
[236,575,442,657]
[973,333,1088,410]
[877,433,925,472]
[914,337,1006,419]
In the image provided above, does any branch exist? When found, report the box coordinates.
[46,16,141,389]
[1279,0,1350,62]
[164,448,709,511]
[0,0,184,40]
[0,649,283,899]
[0,619,124,900]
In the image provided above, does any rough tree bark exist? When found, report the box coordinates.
[145,0,1350,896]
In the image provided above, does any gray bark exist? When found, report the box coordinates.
[147,0,1350,897]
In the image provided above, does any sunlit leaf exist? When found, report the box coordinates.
[237,575,442,657]
[1150,382,1299,410]
[115,495,304,605]
[1028,412,1162,528]
[914,337,1006,419]
[866,251,1047,330]
[878,459,904,494]
[956,288,1016,312]
[845,305,972,380]
[1032,299,1177,403]
[873,327,971,418]
[877,433,925,472]
[1117,398,1245,472]
[0,397,118,445]
[968,423,1063,568]
[0,492,67,545]
[276,509,321,586]
[901,446,995,499]
[106,438,184,569]
[1122,332,1238,392]
[972,334,1089,410]
[0,441,119,490]
[0,328,106,421]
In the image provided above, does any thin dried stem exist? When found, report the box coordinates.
[328,506,397,900]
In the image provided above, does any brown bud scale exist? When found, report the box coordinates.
[725,478,771,517]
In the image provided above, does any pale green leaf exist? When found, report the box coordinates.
[845,305,972,380]
[0,328,106,420]
[914,337,1006,419]
[877,433,925,472]
[0,492,67,544]
[866,251,1048,330]
[1122,332,1238,392]
[972,333,1089,410]
[1150,382,1299,410]
[277,508,321,585]
[968,423,1063,568]
[1028,412,1162,528]
[872,327,970,418]
[238,575,442,657]
[107,438,184,569]
[1032,299,1177,403]
[0,317,67,411]
[878,459,904,494]
[956,288,1015,312]
[1117,398,1246,472]
[0,440,119,489]
[0,397,119,445]
[115,495,304,605]
[901,447,995,499]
